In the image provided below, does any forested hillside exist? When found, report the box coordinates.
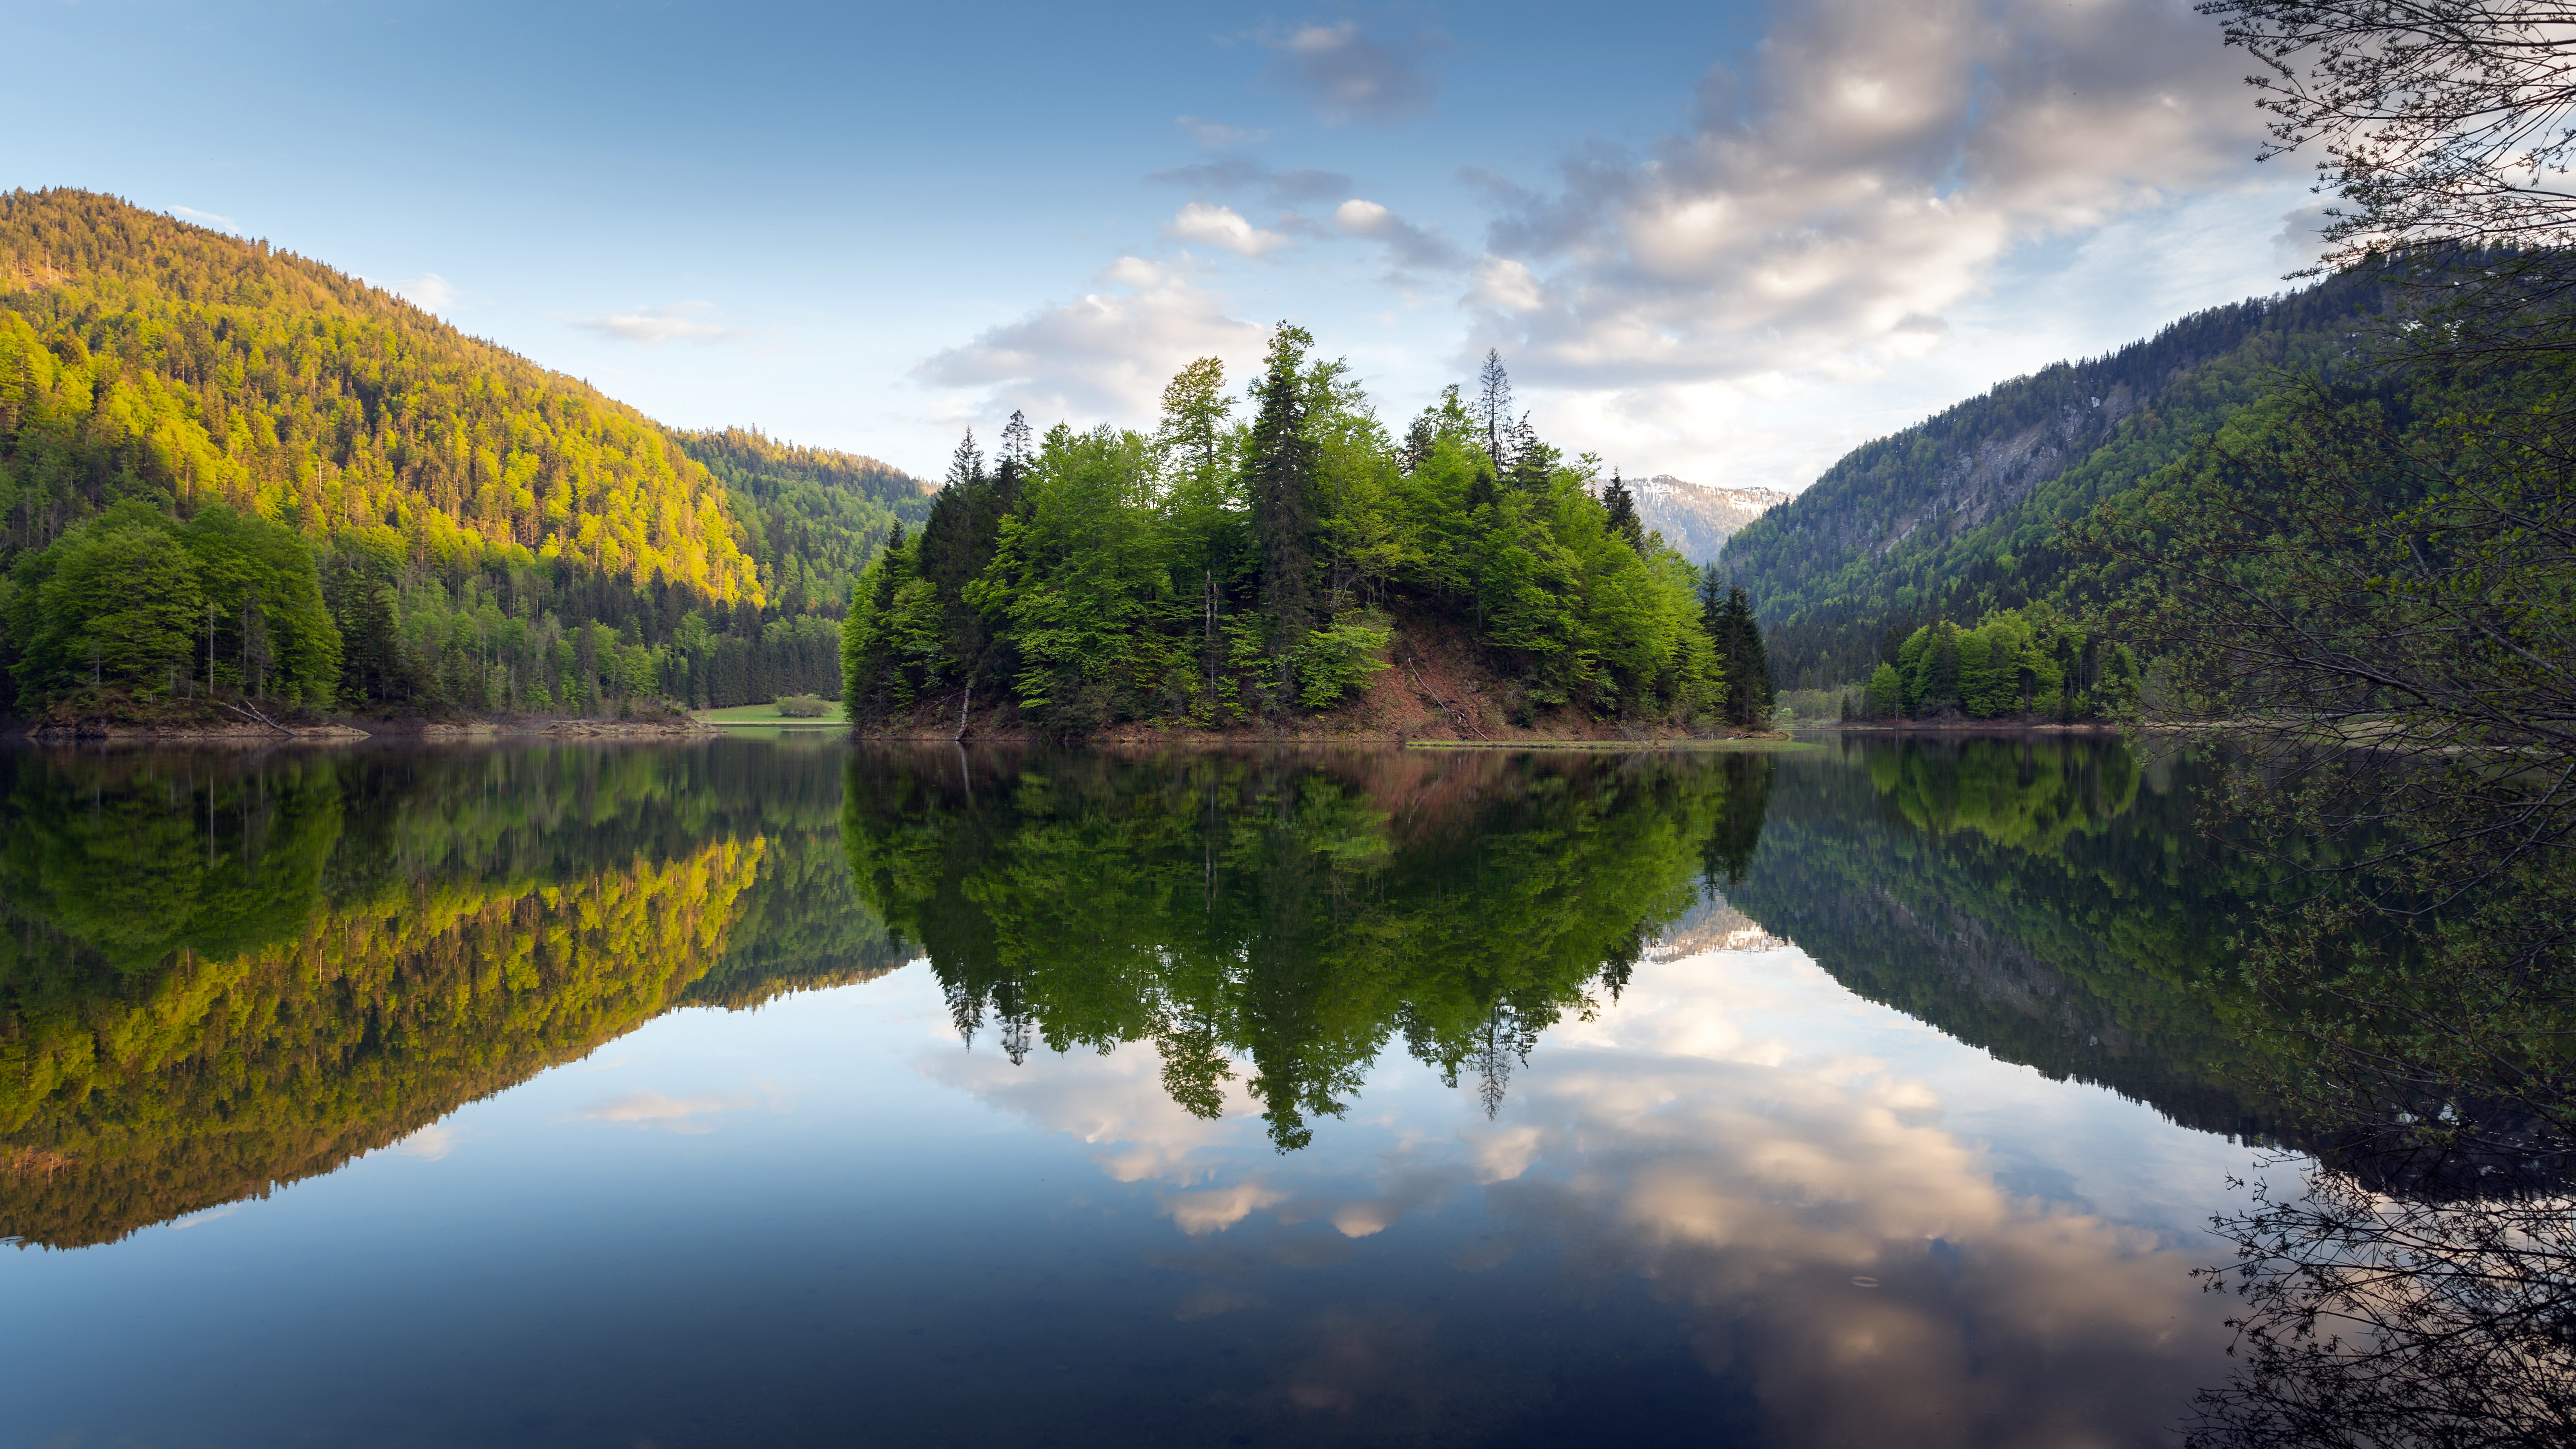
[0,189,920,717]
[1722,272,2392,687]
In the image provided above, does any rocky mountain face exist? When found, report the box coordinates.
[1626,475,1787,566]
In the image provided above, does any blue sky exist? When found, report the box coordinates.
[13,0,2321,491]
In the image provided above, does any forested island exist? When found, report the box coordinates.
[842,337,1774,739]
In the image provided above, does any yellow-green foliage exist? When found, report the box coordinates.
[0,189,762,605]
[0,837,764,1248]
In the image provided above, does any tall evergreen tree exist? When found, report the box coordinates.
[915,430,997,712]
[1602,470,1645,553]
[1246,324,1322,701]
[1707,584,1773,727]
[1475,349,1514,463]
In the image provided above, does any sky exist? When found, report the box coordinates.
[11,0,2328,493]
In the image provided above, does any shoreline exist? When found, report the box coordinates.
[6,715,718,745]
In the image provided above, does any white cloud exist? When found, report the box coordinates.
[902,945,2250,1443]
[1332,198,1464,272]
[1263,19,1443,124]
[914,257,1269,427]
[1165,201,1289,257]
[571,301,751,345]
[1426,0,2298,490]
[1471,0,2265,393]
[168,204,238,231]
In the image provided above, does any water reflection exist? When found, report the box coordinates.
[840,748,1772,1148]
[0,741,897,1247]
[10,733,2539,1446]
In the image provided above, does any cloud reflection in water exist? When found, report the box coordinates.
[922,940,2232,1447]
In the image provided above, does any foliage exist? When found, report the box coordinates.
[2,499,339,707]
[773,693,831,718]
[1700,572,1774,726]
[672,425,930,620]
[845,338,1734,736]
[2088,350,2576,1164]
[1861,602,2134,720]
[2206,0,2576,275]
[0,190,758,601]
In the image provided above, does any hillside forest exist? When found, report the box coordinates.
[843,337,1774,736]
[0,189,930,720]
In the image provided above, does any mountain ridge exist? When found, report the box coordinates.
[1717,272,2391,687]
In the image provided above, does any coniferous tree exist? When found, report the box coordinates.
[1706,585,1773,727]
[1246,324,1322,701]
[1602,470,1645,553]
[1475,349,1514,464]
[914,431,999,724]
[324,560,415,706]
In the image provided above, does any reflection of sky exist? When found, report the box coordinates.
[2,938,2255,1447]
[923,940,2254,1446]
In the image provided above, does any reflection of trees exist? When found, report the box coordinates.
[1730,734,2285,1138]
[1,742,901,1248]
[840,748,1772,1149]
[2192,1162,2576,1449]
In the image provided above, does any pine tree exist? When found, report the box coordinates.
[1602,470,1645,553]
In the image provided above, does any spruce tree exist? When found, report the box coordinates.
[916,430,991,697]
[1246,324,1321,701]
[1475,349,1514,464]
[1602,470,1645,553]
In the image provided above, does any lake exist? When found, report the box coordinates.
[1,735,2283,1447]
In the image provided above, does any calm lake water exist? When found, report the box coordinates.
[1,735,2283,1448]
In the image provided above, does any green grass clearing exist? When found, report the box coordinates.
[695,702,848,726]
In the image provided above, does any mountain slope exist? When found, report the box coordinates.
[674,426,930,619]
[0,189,920,712]
[1629,475,1783,566]
[0,188,761,602]
[1720,273,2391,686]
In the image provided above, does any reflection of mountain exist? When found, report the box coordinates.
[0,743,904,1248]
[841,748,1773,1148]
[1728,736,2280,1139]
[1647,888,1789,961]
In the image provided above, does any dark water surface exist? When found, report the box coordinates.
[0,736,2279,1448]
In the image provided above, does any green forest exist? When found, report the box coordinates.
[844,336,1773,736]
[0,189,929,720]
